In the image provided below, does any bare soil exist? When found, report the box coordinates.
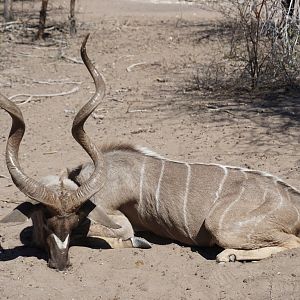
[0,0,300,299]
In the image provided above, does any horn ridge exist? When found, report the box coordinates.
[0,93,61,213]
[67,34,106,212]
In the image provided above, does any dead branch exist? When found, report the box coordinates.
[126,102,148,113]
[127,109,149,113]
[16,52,42,58]
[1,199,22,204]
[111,98,124,103]
[0,21,21,27]
[33,79,82,85]
[126,62,147,72]
[61,54,83,64]
[8,86,80,105]
[55,48,83,64]
[43,151,58,155]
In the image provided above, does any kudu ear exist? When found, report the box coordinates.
[78,200,121,229]
[0,201,37,223]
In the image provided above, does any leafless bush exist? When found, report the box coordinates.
[194,60,227,91]
[1,0,77,39]
[198,0,300,91]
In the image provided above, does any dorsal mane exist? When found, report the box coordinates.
[100,143,139,154]
[103,144,300,193]
[100,143,165,159]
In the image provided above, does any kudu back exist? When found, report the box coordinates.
[1,35,300,270]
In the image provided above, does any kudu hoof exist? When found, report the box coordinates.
[130,237,152,249]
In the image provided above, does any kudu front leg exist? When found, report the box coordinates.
[87,211,151,249]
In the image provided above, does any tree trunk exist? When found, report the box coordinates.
[69,0,76,37]
[4,0,13,22]
[36,0,49,40]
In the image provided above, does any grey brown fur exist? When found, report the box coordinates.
[68,145,300,262]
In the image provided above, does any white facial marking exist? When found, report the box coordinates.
[155,159,165,212]
[52,234,69,250]
[183,163,192,239]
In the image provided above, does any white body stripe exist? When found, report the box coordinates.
[52,234,69,250]
[183,163,192,239]
[155,159,165,212]
[219,187,245,230]
[276,184,284,209]
[247,190,269,237]
[139,158,146,206]
[136,146,299,193]
[247,186,284,239]
[214,165,228,204]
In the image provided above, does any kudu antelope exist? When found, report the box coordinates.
[2,35,300,271]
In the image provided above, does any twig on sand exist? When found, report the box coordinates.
[111,98,124,103]
[0,20,22,27]
[60,54,83,64]
[126,62,147,72]
[1,199,22,204]
[0,175,10,180]
[43,151,58,155]
[33,79,82,85]
[8,86,80,105]
[56,48,83,64]
[127,108,149,113]
[126,102,148,113]
[16,52,42,58]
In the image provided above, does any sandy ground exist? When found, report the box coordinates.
[0,0,300,299]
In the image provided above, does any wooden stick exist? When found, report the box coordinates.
[8,86,79,105]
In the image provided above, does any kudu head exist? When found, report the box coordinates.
[0,34,107,270]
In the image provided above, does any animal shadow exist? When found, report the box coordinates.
[0,226,47,262]
[137,231,223,260]
[191,245,223,260]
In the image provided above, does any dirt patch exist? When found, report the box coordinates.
[0,0,300,299]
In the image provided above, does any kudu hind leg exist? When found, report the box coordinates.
[87,211,151,249]
[216,247,287,262]
[217,234,300,262]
